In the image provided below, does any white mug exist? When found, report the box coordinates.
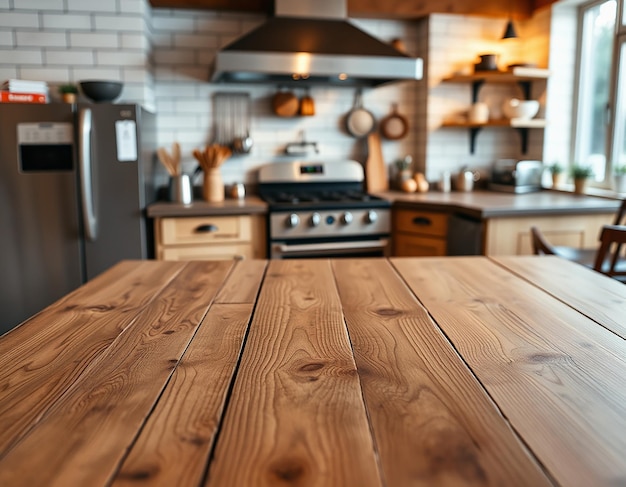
[468,102,489,124]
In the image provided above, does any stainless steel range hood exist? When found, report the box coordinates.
[210,0,423,87]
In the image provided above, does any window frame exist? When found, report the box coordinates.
[572,0,619,188]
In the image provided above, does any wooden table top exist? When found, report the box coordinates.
[1,257,625,486]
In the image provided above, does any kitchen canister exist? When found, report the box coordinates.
[169,173,192,204]
[468,102,489,124]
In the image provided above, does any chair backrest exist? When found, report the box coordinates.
[613,199,626,225]
[593,224,626,279]
[530,226,556,255]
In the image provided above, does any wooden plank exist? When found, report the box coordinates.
[215,259,267,304]
[112,261,265,486]
[206,259,382,487]
[0,260,234,487]
[332,259,552,486]
[0,260,185,456]
[492,256,626,340]
[391,256,626,486]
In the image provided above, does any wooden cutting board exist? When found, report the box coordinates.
[365,132,389,192]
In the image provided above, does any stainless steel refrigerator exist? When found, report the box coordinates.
[0,103,156,335]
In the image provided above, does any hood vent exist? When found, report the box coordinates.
[210,0,423,87]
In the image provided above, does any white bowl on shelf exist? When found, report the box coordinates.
[502,98,540,120]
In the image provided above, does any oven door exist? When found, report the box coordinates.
[271,238,389,259]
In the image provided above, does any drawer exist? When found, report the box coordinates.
[394,209,448,237]
[159,216,251,245]
[160,243,254,261]
[394,234,447,256]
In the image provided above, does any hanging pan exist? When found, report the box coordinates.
[345,89,375,138]
[380,103,409,140]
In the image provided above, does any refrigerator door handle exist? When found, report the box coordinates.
[78,108,98,241]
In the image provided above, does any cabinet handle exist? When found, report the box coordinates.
[412,216,432,226]
[195,224,218,233]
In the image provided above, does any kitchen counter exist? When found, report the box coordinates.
[147,195,267,218]
[1,257,625,486]
[381,189,622,219]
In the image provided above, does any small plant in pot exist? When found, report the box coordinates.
[614,164,626,193]
[570,164,593,194]
[548,162,564,188]
[58,84,78,103]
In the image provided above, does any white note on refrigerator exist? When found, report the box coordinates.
[115,120,137,162]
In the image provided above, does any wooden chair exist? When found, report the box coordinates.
[530,226,597,267]
[593,224,626,282]
[530,199,626,268]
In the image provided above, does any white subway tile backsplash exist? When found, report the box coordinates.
[151,15,195,32]
[45,50,94,65]
[95,15,144,32]
[16,0,64,10]
[120,33,149,51]
[73,67,121,81]
[0,30,13,46]
[120,0,147,15]
[70,32,119,49]
[42,13,92,30]
[96,50,145,67]
[0,12,39,29]
[194,17,243,35]
[67,0,117,13]
[20,66,71,82]
[0,48,42,64]
[16,31,67,48]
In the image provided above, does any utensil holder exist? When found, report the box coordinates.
[168,174,192,204]
[203,168,224,202]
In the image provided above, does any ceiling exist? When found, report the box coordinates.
[148,0,559,20]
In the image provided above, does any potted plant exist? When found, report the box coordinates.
[394,155,413,188]
[570,164,593,194]
[613,164,626,193]
[58,84,78,103]
[548,162,564,188]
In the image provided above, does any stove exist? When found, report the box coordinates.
[258,160,391,259]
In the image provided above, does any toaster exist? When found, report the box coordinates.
[490,159,543,193]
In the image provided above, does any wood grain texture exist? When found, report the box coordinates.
[332,258,552,487]
[492,255,626,340]
[113,260,265,486]
[0,260,234,487]
[206,259,382,487]
[0,260,185,457]
[215,259,267,304]
[391,256,626,486]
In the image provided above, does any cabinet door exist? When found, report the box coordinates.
[394,234,447,256]
[485,214,614,255]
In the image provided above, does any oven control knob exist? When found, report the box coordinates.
[309,212,321,227]
[286,213,300,228]
[364,210,378,224]
[341,211,353,225]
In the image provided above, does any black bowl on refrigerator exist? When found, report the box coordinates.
[79,80,123,103]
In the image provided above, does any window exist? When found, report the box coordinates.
[574,0,617,184]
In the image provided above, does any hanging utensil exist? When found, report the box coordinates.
[380,103,409,140]
[345,89,375,138]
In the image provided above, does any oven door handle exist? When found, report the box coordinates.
[272,238,389,256]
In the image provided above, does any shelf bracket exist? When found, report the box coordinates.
[517,81,531,100]
[516,128,529,154]
[471,80,485,103]
[469,127,482,153]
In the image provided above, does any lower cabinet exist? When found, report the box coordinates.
[154,214,266,260]
[393,208,449,256]
[484,213,615,255]
[393,206,615,257]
